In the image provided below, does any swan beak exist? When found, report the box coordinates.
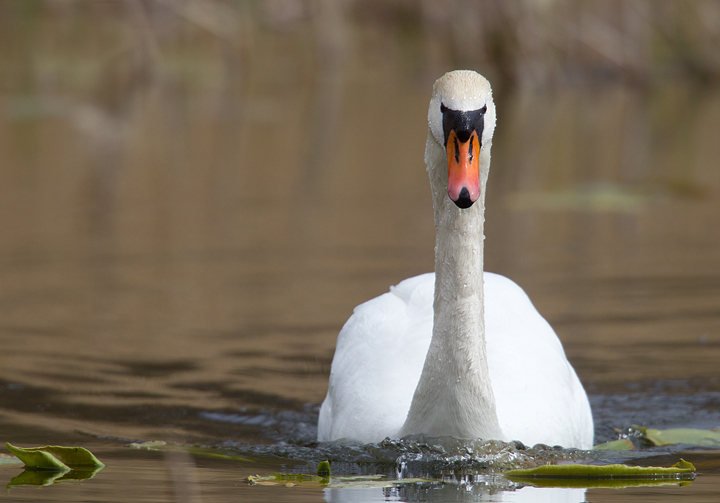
[446,129,481,209]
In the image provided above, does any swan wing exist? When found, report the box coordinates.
[485,273,594,448]
[318,273,434,443]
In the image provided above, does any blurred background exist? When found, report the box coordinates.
[0,0,719,446]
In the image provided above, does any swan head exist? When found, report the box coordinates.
[427,70,496,209]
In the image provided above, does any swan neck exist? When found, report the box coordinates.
[400,135,501,440]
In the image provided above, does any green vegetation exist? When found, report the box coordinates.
[638,427,720,447]
[4,443,105,488]
[504,459,695,480]
[317,460,331,476]
[593,438,635,450]
[6,443,104,471]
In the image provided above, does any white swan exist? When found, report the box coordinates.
[318,70,594,449]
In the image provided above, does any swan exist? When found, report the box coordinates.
[317,70,594,449]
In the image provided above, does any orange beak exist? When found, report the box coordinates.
[446,129,481,208]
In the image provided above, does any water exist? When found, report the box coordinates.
[1,2,720,501]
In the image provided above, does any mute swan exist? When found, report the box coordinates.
[318,70,594,449]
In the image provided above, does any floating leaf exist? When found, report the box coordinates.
[504,459,695,480]
[593,439,635,450]
[247,473,326,486]
[6,444,69,471]
[6,443,104,470]
[637,427,720,447]
[33,446,104,468]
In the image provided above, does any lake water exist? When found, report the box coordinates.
[1,3,719,501]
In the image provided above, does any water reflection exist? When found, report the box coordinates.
[8,467,103,488]
[325,482,586,503]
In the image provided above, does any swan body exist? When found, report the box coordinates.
[318,272,593,447]
[318,70,593,448]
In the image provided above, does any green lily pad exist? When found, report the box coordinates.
[504,459,696,480]
[6,444,69,471]
[637,427,720,447]
[6,443,104,470]
[593,438,635,450]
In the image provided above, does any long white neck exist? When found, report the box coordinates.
[399,133,502,440]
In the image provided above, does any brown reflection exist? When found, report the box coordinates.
[0,2,719,446]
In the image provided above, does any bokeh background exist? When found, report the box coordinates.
[1,0,719,447]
